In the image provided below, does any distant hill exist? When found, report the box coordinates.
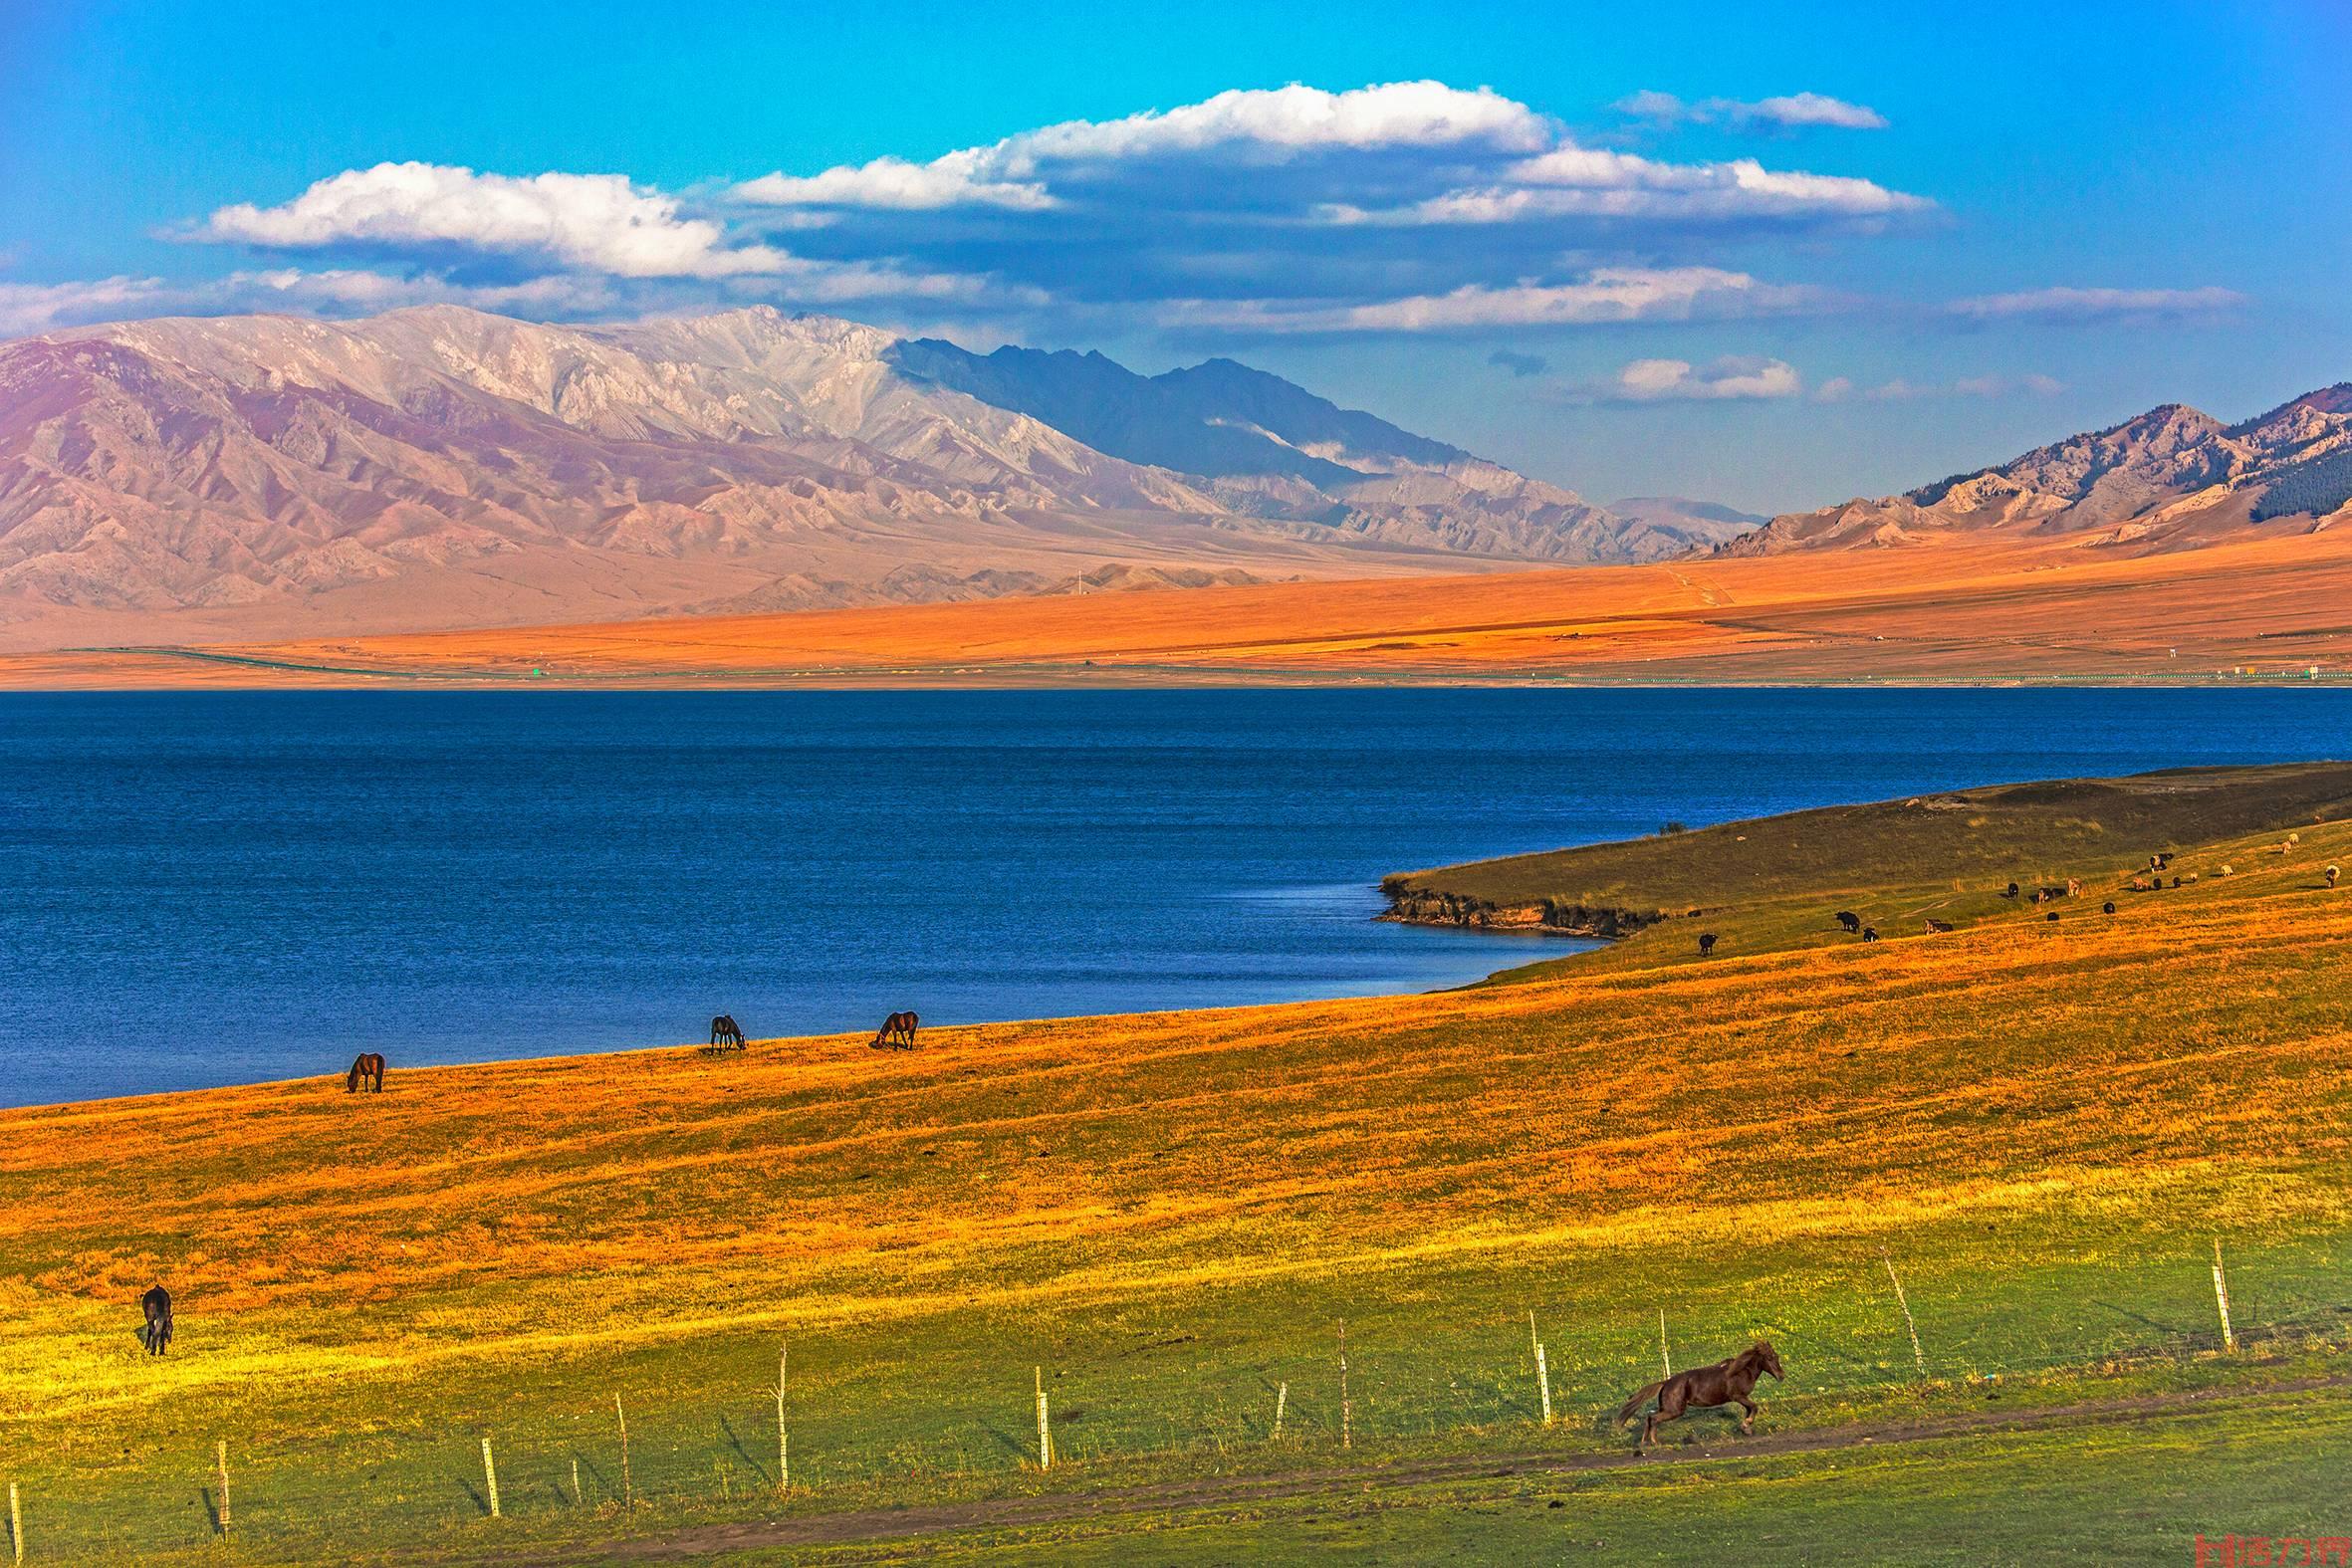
[0,305,1686,649]
[1602,496,1768,552]
[1724,384,2352,557]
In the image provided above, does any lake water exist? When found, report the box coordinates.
[3,687,2347,1107]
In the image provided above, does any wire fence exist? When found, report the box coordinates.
[6,1233,2347,1561]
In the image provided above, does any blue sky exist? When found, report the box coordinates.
[3,0,2346,511]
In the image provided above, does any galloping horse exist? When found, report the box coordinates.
[140,1285,173,1356]
[872,1010,919,1049]
[709,1014,746,1050]
[1617,1340,1783,1449]
[346,1052,386,1093]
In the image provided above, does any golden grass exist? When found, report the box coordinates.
[5,817,2349,1416]
[12,526,2352,687]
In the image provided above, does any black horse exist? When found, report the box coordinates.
[709,1014,746,1050]
[1697,933,1718,958]
[1834,911,1861,933]
[140,1285,173,1356]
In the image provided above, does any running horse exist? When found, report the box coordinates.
[872,1010,919,1049]
[709,1014,746,1050]
[1617,1340,1783,1449]
[139,1285,173,1356]
[346,1052,386,1092]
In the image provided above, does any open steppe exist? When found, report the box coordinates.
[2,768,2348,1562]
[9,527,2352,691]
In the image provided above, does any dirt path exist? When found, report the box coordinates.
[512,1375,2348,1562]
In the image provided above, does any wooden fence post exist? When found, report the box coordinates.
[1034,1367,1054,1470]
[572,1456,582,1508]
[1337,1320,1352,1451]
[1882,1248,1927,1378]
[2212,1237,2235,1351]
[481,1437,501,1519]
[1273,1381,1288,1440]
[1659,1308,1672,1378]
[776,1342,790,1496]
[1529,1310,1552,1428]
[615,1394,633,1509]
[9,1479,21,1565]
[216,1440,230,1537]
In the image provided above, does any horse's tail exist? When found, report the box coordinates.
[1615,1379,1665,1429]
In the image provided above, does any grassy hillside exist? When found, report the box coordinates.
[1,787,2349,1562]
[1384,762,2352,933]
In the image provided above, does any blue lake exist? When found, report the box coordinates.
[2,687,2346,1107]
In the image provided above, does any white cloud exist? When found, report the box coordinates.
[0,276,170,338]
[1170,266,1814,334]
[1333,145,1925,225]
[1741,93,1888,130]
[1841,371,2067,401]
[1944,286,2244,322]
[736,153,1053,212]
[738,81,1551,209]
[199,162,795,279]
[1615,91,1889,131]
[1600,355,1802,402]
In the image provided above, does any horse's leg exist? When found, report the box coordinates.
[1736,1396,1758,1434]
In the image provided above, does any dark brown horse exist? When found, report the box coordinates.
[872,1010,918,1049]
[709,1014,746,1050]
[1617,1340,1782,1448]
[346,1052,386,1093]
[140,1284,173,1356]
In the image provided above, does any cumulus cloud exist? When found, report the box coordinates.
[737,81,1549,212]
[1944,286,2244,323]
[197,162,796,279]
[736,153,1054,212]
[1170,267,1816,334]
[148,80,1924,338]
[0,276,171,338]
[1616,91,1889,131]
[1488,348,1548,377]
[1818,371,2066,402]
[1344,148,1923,224]
[1595,355,1802,402]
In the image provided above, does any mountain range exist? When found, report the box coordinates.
[0,305,1743,648]
[1726,385,2352,557]
[5,300,2347,654]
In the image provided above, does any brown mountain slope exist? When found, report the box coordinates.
[1725,384,2352,558]
[0,306,1656,649]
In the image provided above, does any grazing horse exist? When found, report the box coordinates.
[872,1010,919,1049]
[2004,882,2020,900]
[1697,933,1717,958]
[709,1014,746,1050]
[1924,918,1954,933]
[346,1052,386,1093]
[1834,911,1861,933]
[140,1285,173,1356]
[1860,927,1880,943]
[2103,901,2117,914]
[1618,1341,1783,1448]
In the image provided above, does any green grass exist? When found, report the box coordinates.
[1385,762,2352,920]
